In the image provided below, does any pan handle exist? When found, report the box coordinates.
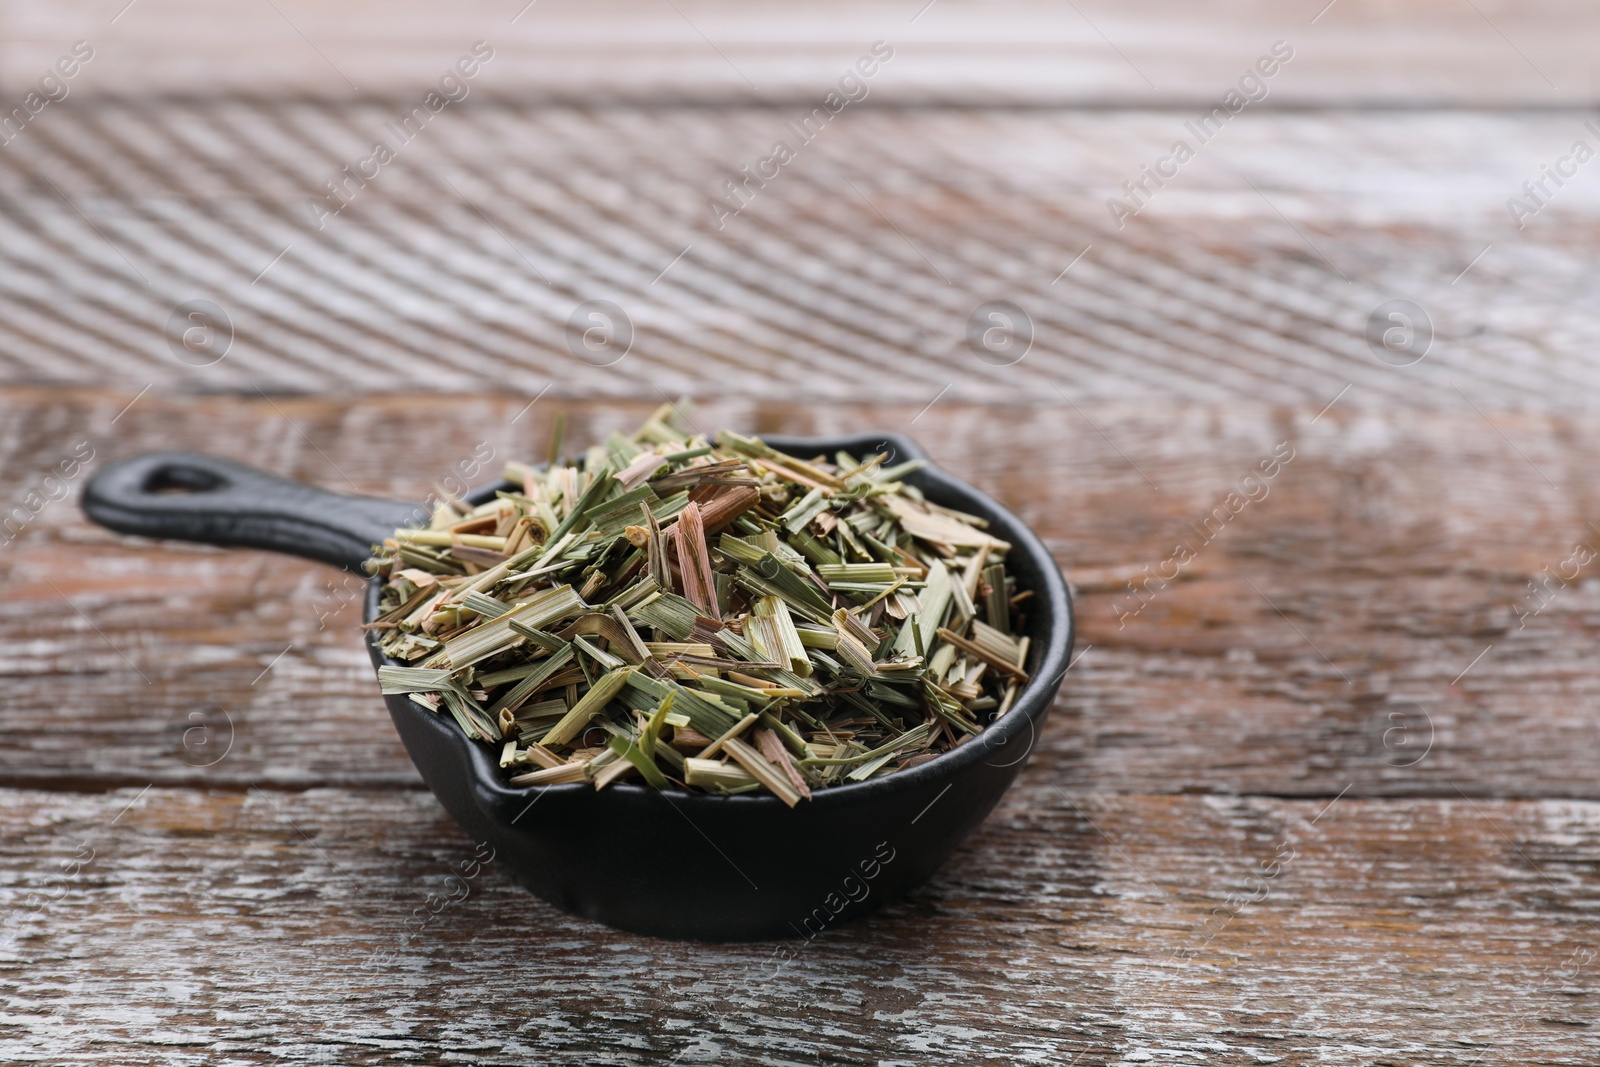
[81,453,425,571]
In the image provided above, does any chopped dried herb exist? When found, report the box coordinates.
[365,404,1030,802]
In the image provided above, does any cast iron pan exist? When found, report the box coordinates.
[81,431,1073,941]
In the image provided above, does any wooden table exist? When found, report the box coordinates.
[4,3,1600,1063]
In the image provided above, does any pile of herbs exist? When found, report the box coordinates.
[366,406,1031,805]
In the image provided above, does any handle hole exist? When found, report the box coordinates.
[142,465,227,496]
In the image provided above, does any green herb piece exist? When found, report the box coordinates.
[696,675,775,709]
[548,472,615,543]
[982,561,1010,633]
[794,626,839,651]
[631,591,701,640]
[731,553,833,625]
[443,584,586,668]
[696,712,760,758]
[908,560,953,657]
[461,591,513,618]
[723,737,803,808]
[639,691,675,760]
[541,667,634,747]
[936,626,1029,680]
[606,734,670,790]
[748,596,810,676]
[684,758,758,792]
[834,630,878,676]
[488,643,575,714]
[510,760,587,787]
[621,672,741,738]
[573,633,627,671]
[506,622,569,653]
[817,562,896,585]
[377,666,456,695]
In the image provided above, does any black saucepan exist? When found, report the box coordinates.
[81,431,1073,941]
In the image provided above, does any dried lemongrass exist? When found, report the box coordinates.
[365,404,1031,803]
[722,737,804,808]
[673,501,719,618]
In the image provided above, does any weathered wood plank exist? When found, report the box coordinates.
[0,785,1594,1064]
[5,390,1599,800]
[0,106,1594,408]
[2,1,1594,105]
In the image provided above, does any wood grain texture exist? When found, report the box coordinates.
[0,104,1595,410]
[0,785,1596,1065]
[1,0,1594,105]
[4,390,1598,803]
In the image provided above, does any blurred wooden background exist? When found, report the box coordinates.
[2,0,1597,105]
[4,3,1600,1065]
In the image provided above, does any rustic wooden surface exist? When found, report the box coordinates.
[5,102,1600,409]
[5,0,1599,105]
[6,3,1600,1063]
